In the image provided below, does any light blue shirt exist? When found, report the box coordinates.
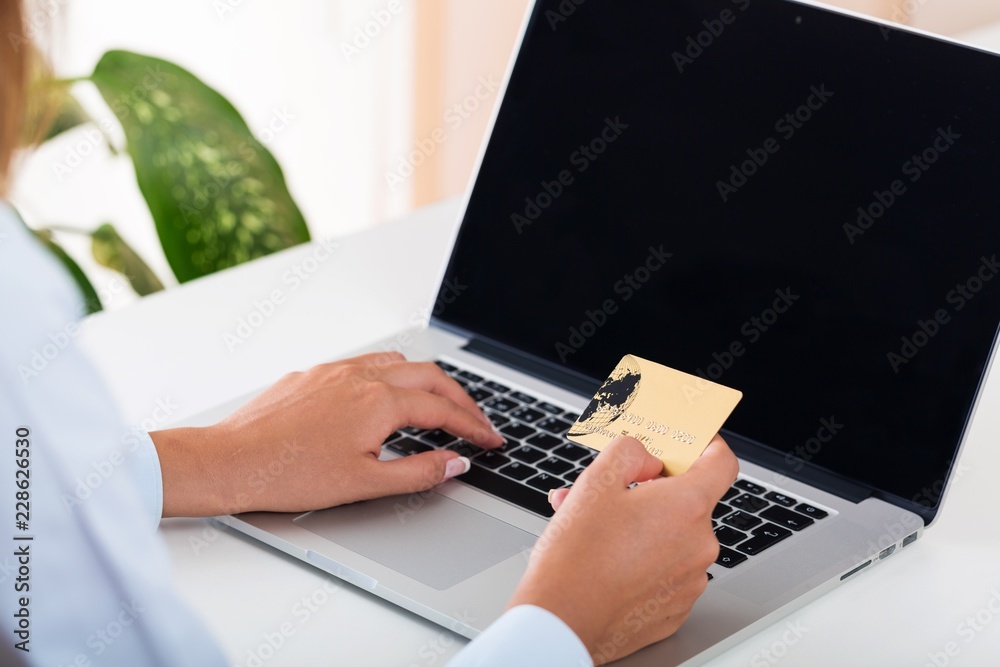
[0,202,591,666]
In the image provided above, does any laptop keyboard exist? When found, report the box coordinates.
[382,359,830,570]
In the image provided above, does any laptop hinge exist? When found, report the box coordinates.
[463,334,879,508]
[461,335,600,397]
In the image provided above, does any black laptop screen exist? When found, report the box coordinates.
[435,0,1000,511]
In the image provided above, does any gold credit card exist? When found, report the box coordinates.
[567,354,742,476]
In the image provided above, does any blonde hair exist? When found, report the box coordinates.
[0,0,28,195]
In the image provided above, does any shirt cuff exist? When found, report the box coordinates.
[448,605,592,667]
[128,427,164,527]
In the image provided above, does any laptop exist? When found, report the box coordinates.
[182,1,1000,663]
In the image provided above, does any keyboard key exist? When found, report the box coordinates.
[435,360,457,373]
[485,411,510,428]
[510,447,546,464]
[452,377,470,388]
[459,466,554,517]
[527,433,562,450]
[536,416,573,434]
[538,457,573,475]
[383,431,403,444]
[552,443,590,462]
[447,441,482,457]
[564,412,580,422]
[722,511,762,531]
[510,406,546,423]
[579,454,596,467]
[734,479,767,495]
[536,402,564,414]
[527,473,565,492]
[386,438,433,456]
[484,380,510,393]
[501,423,536,441]
[716,547,748,568]
[467,387,494,403]
[563,467,584,483]
[474,451,510,470]
[722,487,739,501]
[419,429,457,447]
[764,492,797,507]
[457,370,484,383]
[401,425,423,435]
[794,503,829,519]
[712,503,733,520]
[760,506,815,531]
[484,396,519,412]
[730,493,771,513]
[736,523,792,556]
[714,525,747,547]
[509,391,537,404]
[499,462,536,481]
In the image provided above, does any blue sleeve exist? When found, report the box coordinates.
[0,204,227,666]
[448,605,593,667]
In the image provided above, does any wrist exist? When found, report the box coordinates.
[150,425,240,517]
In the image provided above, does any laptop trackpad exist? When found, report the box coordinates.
[293,492,536,591]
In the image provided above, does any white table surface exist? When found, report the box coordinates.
[77,24,1000,666]
[77,193,1000,666]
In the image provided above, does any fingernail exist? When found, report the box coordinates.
[443,456,471,481]
[547,489,557,505]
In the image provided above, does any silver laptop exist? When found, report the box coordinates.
[181,1,1000,663]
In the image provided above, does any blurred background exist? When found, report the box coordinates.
[10,0,1000,309]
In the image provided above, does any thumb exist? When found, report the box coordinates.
[373,450,471,496]
[548,487,572,511]
[584,436,664,488]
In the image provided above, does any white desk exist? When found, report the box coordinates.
[78,195,1000,666]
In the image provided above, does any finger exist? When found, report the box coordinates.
[371,450,472,496]
[392,387,502,448]
[375,362,492,429]
[581,437,664,489]
[676,434,740,502]
[548,487,571,511]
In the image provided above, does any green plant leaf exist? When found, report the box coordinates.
[89,50,310,283]
[32,229,103,314]
[91,223,165,296]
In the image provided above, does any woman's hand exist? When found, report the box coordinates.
[150,352,502,517]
